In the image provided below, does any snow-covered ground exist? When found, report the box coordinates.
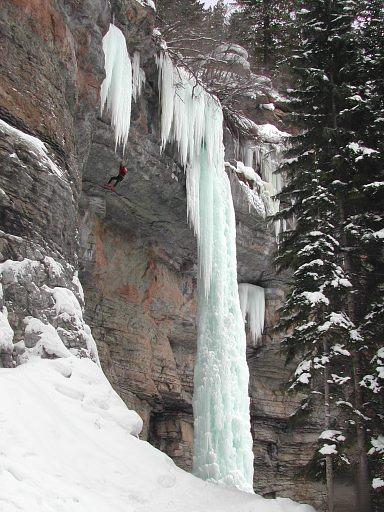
[0,356,315,512]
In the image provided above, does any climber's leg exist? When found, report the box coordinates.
[107,175,119,185]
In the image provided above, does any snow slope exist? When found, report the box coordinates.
[0,357,315,512]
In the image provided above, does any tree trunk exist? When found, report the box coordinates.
[262,0,271,67]
[339,204,372,512]
[323,339,335,512]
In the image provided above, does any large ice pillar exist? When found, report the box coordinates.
[157,53,254,492]
[100,24,132,152]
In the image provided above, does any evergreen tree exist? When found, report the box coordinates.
[228,0,300,72]
[156,0,227,61]
[275,1,383,510]
[341,1,384,508]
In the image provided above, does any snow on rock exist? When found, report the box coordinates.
[51,286,100,364]
[52,287,83,323]
[72,271,85,304]
[100,24,132,152]
[0,119,63,178]
[256,124,290,144]
[238,283,265,345]
[43,256,64,280]
[260,103,275,111]
[0,306,14,353]
[319,430,345,443]
[0,258,99,364]
[0,356,314,512]
[23,317,71,359]
[372,478,384,489]
[134,0,156,10]
[319,444,338,456]
[236,160,258,182]
[0,258,41,286]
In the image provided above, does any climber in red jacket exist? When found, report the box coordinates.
[105,162,128,190]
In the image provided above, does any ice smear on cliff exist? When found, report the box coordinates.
[132,51,146,101]
[100,24,132,153]
[238,283,265,345]
[157,52,254,492]
[0,357,315,512]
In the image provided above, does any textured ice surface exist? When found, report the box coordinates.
[100,24,132,152]
[157,52,254,492]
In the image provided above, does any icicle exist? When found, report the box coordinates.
[243,140,254,168]
[132,51,146,101]
[157,52,254,493]
[254,144,285,238]
[100,24,132,153]
[238,284,265,345]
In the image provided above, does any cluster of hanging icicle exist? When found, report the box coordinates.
[157,52,254,493]
[100,24,145,153]
[238,283,265,346]
[242,141,286,236]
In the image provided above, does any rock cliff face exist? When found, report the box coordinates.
[1,1,354,510]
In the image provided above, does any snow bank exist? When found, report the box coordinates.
[100,24,132,152]
[0,357,314,512]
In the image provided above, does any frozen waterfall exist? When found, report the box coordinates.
[157,53,254,492]
[238,284,265,345]
[100,24,132,153]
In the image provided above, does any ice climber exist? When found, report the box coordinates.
[105,162,128,190]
